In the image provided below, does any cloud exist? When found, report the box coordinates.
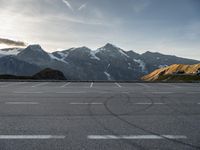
[78,3,87,11]
[133,0,150,13]
[62,0,74,11]
[0,37,26,46]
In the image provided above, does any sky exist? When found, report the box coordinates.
[0,0,200,59]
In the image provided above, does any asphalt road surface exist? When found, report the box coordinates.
[0,82,199,150]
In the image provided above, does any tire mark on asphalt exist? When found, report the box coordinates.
[103,94,200,149]
[87,94,148,150]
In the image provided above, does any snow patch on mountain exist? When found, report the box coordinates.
[118,49,129,58]
[107,43,129,57]
[95,47,105,54]
[128,63,132,69]
[106,64,110,70]
[48,53,68,64]
[104,71,112,80]
[0,48,23,57]
[90,51,100,60]
[57,51,69,59]
[134,59,146,72]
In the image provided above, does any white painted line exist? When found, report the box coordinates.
[136,83,151,88]
[94,92,111,94]
[0,86,8,88]
[135,103,164,105]
[170,84,181,88]
[5,102,39,105]
[198,103,200,105]
[115,82,122,88]
[187,92,200,94]
[14,92,43,94]
[56,92,86,94]
[151,92,173,94]
[122,92,129,94]
[135,103,152,105]
[0,135,65,139]
[11,82,28,86]
[154,103,165,105]
[158,83,181,89]
[90,82,94,88]
[60,82,71,88]
[0,82,27,87]
[32,83,48,88]
[88,135,187,140]
[70,102,103,105]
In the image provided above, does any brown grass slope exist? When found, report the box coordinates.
[142,64,200,81]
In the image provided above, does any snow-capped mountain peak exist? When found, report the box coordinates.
[25,44,44,52]
[52,46,100,61]
[0,43,199,81]
[17,44,51,66]
[97,43,120,51]
[95,43,129,58]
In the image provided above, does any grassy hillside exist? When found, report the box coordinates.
[142,64,200,82]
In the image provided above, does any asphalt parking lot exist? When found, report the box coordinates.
[0,82,199,150]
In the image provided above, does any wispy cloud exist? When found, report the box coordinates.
[62,0,74,11]
[133,0,150,13]
[78,3,87,11]
[0,37,26,47]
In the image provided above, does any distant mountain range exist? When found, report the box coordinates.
[142,64,200,82]
[0,43,199,81]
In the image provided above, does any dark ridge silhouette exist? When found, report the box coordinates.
[0,68,66,80]
[33,68,66,80]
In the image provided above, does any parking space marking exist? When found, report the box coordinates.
[135,103,152,105]
[151,92,173,94]
[90,82,94,88]
[115,82,122,88]
[136,83,151,88]
[70,102,103,105]
[135,103,164,105]
[88,135,187,140]
[32,83,48,88]
[61,82,71,88]
[186,92,200,94]
[56,92,86,94]
[122,92,129,94]
[14,92,43,94]
[0,135,65,139]
[170,84,182,88]
[154,103,165,105]
[0,82,27,87]
[5,102,39,105]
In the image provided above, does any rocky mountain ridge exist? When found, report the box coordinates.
[0,43,199,80]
